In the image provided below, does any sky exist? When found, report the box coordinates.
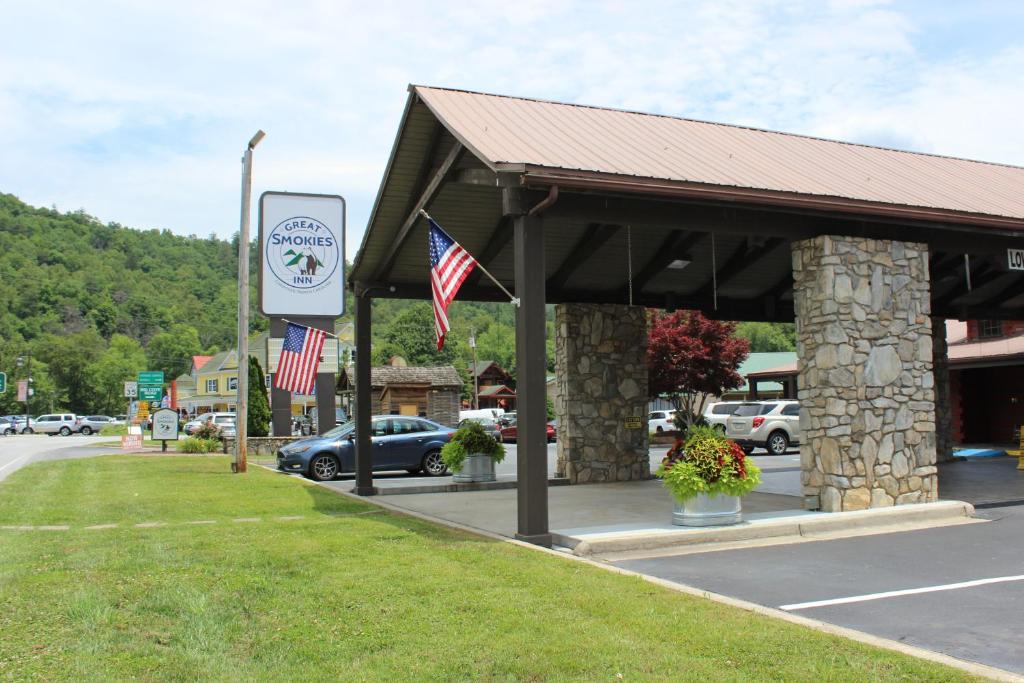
[2,0,1023,254]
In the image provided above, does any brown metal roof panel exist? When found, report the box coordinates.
[415,86,1024,222]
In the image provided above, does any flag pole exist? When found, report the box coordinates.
[420,209,520,307]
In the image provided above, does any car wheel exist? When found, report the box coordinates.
[22,428,33,435]
[742,445,755,455]
[59,426,71,436]
[3,428,13,436]
[421,450,447,477]
[767,431,789,455]
[714,424,726,433]
[80,426,93,435]
[655,426,664,434]
[307,454,339,481]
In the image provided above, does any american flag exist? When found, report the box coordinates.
[428,217,477,350]
[275,322,327,395]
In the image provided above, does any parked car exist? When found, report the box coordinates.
[111,415,128,425]
[498,419,556,443]
[33,413,79,436]
[458,416,503,443]
[0,417,11,435]
[725,400,801,455]
[308,407,348,433]
[2,416,35,434]
[648,410,677,434]
[497,411,516,427]
[184,412,235,435]
[702,401,745,432]
[276,416,455,481]
[74,415,115,435]
[459,408,505,423]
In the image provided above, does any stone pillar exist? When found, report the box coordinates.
[554,303,649,483]
[932,317,955,463]
[793,236,937,512]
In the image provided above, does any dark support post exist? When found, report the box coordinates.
[509,189,551,547]
[354,290,375,496]
[269,317,292,436]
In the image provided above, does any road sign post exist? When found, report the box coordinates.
[151,408,179,453]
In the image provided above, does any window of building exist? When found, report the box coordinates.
[978,320,1002,339]
[206,379,218,393]
[228,377,238,391]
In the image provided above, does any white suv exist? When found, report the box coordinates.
[702,401,745,432]
[725,401,801,455]
[34,413,79,436]
[648,410,677,434]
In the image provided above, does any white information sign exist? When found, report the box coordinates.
[1008,248,1024,271]
[151,408,180,441]
[259,192,346,316]
[124,381,138,398]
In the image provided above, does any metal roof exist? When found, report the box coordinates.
[416,85,1024,226]
[341,366,463,388]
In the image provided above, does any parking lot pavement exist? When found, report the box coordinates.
[0,435,116,482]
[612,504,1024,675]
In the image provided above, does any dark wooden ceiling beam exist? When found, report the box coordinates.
[546,223,620,291]
[932,260,997,310]
[371,140,464,282]
[465,215,513,286]
[631,231,705,292]
[692,237,785,300]
[973,273,1024,309]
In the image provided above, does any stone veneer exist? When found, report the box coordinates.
[793,236,937,512]
[554,304,650,483]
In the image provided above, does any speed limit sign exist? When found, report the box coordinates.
[124,381,138,398]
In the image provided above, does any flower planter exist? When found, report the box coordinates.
[672,493,742,527]
[451,453,497,483]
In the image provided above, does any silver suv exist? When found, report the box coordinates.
[725,401,801,455]
[34,413,79,436]
[702,401,745,432]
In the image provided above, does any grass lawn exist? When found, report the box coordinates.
[0,456,982,681]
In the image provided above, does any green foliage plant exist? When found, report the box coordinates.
[440,421,505,472]
[656,425,761,503]
[177,437,220,453]
[247,356,271,437]
[192,422,220,440]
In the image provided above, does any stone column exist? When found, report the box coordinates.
[554,304,650,483]
[932,316,955,464]
[793,236,937,512]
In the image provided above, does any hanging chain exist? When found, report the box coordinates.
[627,225,634,306]
[712,232,718,311]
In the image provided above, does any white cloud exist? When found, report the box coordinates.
[0,0,1021,248]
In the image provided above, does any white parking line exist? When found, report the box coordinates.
[780,574,1024,611]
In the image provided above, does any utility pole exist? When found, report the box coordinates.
[17,353,30,431]
[469,328,479,410]
[235,129,265,474]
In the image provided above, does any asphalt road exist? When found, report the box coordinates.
[614,504,1024,675]
[0,434,118,482]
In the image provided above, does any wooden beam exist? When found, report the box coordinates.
[371,140,464,282]
[975,273,1024,309]
[465,215,513,286]
[932,260,994,310]
[693,237,785,300]
[546,223,619,291]
[632,230,705,292]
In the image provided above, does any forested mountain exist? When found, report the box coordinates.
[0,193,793,415]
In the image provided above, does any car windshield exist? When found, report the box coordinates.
[321,420,356,438]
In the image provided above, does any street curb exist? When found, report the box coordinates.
[560,500,977,557]
[269,468,1017,682]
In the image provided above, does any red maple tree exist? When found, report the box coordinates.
[647,310,750,429]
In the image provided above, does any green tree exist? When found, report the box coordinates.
[379,303,456,366]
[734,322,796,352]
[147,324,202,380]
[89,335,147,414]
[248,356,271,437]
[36,329,106,412]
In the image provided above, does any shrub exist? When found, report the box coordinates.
[192,422,220,440]
[441,421,505,472]
[656,424,761,503]
[178,437,221,453]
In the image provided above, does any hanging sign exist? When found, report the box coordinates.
[1008,248,1024,271]
[259,191,346,316]
[16,380,27,402]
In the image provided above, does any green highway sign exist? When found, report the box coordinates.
[139,386,163,401]
[0,372,5,393]
[138,371,164,386]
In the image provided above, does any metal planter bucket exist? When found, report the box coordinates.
[452,453,497,483]
[672,493,742,527]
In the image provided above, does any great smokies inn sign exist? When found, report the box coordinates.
[259,191,346,316]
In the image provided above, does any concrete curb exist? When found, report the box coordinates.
[560,500,976,557]
[264,467,1017,682]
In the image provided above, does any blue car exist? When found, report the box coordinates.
[277,416,455,481]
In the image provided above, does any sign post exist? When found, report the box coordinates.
[259,191,346,438]
[151,408,180,453]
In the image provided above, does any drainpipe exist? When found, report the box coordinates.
[528,185,559,216]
